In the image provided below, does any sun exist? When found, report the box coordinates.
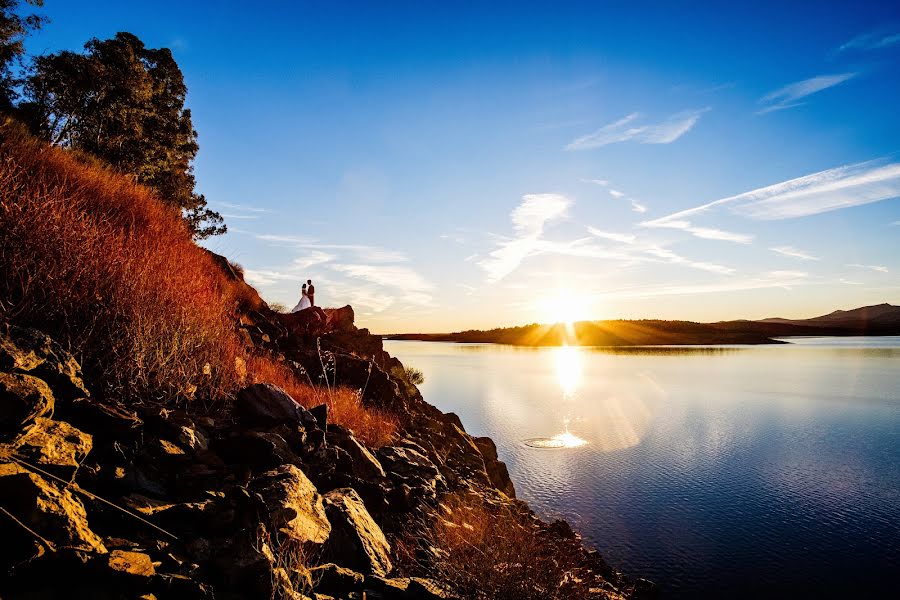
[540,289,592,325]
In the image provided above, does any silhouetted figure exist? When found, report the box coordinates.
[291,283,310,313]
[307,279,315,306]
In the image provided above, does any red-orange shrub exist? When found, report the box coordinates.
[246,355,398,447]
[0,118,397,446]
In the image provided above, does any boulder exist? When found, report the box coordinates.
[0,466,106,554]
[0,325,89,401]
[236,383,318,428]
[53,397,142,443]
[407,577,458,599]
[473,436,515,498]
[216,430,302,471]
[12,417,93,479]
[107,549,156,578]
[377,445,444,502]
[311,563,364,596]
[0,372,54,440]
[323,305,355,333]
[322,488,392,577]
[327,428,386,481]
[251,464,331,544]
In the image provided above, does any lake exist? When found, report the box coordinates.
[383,338,900,599]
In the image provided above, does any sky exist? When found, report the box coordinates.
[27,1,900,332]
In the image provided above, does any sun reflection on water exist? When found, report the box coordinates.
[553,344,583,398]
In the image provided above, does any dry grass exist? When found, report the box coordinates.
[397,491,605,600]
[255,524,318,599]
[246,355,398,448]
[0,118,398,446]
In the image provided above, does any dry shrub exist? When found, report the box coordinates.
[255,525,318,599]
[245,354,398,448]
[0,118,400,446]
[398,492,602,600]
[0,117,245,401]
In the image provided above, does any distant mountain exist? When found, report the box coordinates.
[386,303,900,346]
[759,303,900,329]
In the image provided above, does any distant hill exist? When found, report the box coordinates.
[385,303,900,346]
[759,303,900,329]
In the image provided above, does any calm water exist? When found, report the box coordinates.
[384,338,900,599]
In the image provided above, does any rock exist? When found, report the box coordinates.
[407,577,457,599]
[150,573,215,598]
[236,383,318,428]
[322,488,392,577]
[377,445,444,505]
[327,428,386,481]
[178,425,209,451]
[12,417,93,479]
[324,305,355,333]
[363,575,410,596]
[0,467,106,554]
[53,397,142,442]
[0,325,89,401]
[279,306,329,337]
[0,372,54,440]
[251,464,331,544]
[311,563,364,596]
[309,403,328,429]
[216,430,302,470]
[108,549,156,578]
[473,436,515,498]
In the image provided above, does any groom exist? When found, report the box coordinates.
[307,279,315,306]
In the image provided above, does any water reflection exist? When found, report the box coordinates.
[554,345,583,398]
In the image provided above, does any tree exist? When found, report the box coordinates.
[0,0,45,110]
[21,32,225,238]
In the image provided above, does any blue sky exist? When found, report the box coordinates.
[28,1,900,332]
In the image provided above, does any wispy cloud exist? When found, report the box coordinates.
[243,232,434,312]
[757,73,856,114]
[565,108,708,150]
[640,217,753,244]
[477,194,571,282]
[838,30,900,53]
[586,228,636,244]
[847,263,889,273]
[770,246,819,261]
[597,270,813,301]
[586,179,649,213]
[330,264,434,305]
[646,160,900,223]
[585,227,735,274]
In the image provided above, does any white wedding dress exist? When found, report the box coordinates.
[291,292,311,313]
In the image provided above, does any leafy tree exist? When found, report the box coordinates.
[21,32,224,238]
[0,0,45,110]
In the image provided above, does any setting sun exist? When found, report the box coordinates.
[540,289,593,325]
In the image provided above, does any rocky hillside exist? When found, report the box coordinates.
[0,304,654,599]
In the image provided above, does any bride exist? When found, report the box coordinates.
[290,283,311,313]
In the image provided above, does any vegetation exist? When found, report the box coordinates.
[18,32,224,238]
[0,0,45,110]
[0,118,395,446]
[403,365,425,385]
[398,492,603,599]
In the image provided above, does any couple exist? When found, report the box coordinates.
[290,279,316,313]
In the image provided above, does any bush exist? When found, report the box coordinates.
[396,492,600,599]
[404,365,425,385]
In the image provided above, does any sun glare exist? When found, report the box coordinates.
[540,288,592,325]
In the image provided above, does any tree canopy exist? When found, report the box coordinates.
[0,0,45,110]
[20,31,224,238]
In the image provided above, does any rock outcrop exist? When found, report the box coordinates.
[0,314,653,599]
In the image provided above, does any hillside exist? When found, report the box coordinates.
[0,120,652,599]
[386,304,900,346]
